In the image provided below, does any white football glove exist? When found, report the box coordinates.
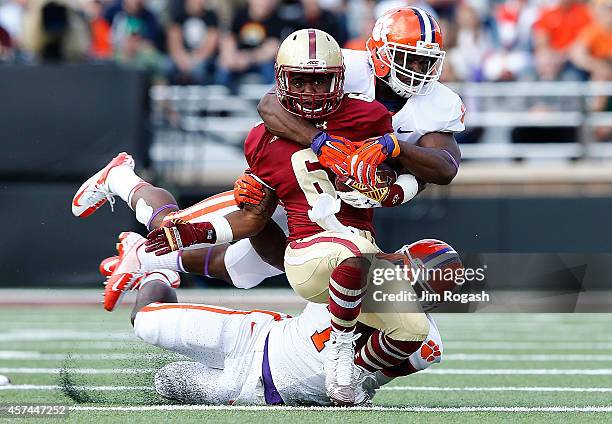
[337,190,382,208]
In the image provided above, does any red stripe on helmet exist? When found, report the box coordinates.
[308,29,316,59]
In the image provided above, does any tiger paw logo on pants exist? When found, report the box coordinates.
[420,340,441,362]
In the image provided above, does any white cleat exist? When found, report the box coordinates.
[325,330,360,406]
[354,366,378,406]
[72,152,134,218]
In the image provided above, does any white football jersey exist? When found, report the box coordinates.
[267,303,443,405]
[342,49,465,145]
[267,302,332,406]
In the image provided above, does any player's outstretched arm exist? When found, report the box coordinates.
[145,188,279,255]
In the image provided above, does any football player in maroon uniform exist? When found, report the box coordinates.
[144,29,431,405]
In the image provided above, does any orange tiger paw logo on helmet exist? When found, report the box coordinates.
[420,340,441,362]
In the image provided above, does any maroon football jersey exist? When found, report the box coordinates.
[244,94,393,242]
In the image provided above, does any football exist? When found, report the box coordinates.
[335,163,397,193]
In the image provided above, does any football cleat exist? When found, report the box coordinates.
[325,330,360,405]
[103,232,181,311]
[99,256,120,277]
[103,232,146,311]
[72,152,135,218]
[354,366,378,406]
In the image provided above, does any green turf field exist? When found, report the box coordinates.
[1,303,612,423]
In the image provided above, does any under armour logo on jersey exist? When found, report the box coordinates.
[315,121,328,130]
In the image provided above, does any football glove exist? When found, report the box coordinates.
[311,131,355,175]
[336,175,389,208]
[345,133,400,185]
[234,172,265,207]
[145,219,216,256]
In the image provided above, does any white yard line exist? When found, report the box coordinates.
[443,354,612,361]
[3,367,612,375]
[0,368,154,374]
[3,384,612,394]
[3,351,612,362]
[0,385,153,391]
[69,405,612,413]
[444,342,612,350]
[424,369,612,375]
[0,351,177,360]
[0,331,133,342]
[380,386,612,392]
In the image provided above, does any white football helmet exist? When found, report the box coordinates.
[275,29,345,119]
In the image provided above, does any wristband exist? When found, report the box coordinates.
[210,216,234,244]
[395,174,419,204]
[310,131,327,155]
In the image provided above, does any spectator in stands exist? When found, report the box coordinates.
[495,0,538,52]
[0,0,26,48]
[87,0,112,60]
[428,0,457,20]
[511,48,582,143]
[105,0,163,51]
[482,0,535,81]
[344,11,374,51]
[570,0,612,141]
[216,0,286,92]
[166,0,219,84]
[0,24,13,61]
[115,16,165,84]
[569,0,612,80]
[533,0,592,54]
[22,0,90,62]
[297,0,343,45]
[446,1,498,82]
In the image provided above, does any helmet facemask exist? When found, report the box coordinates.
[376,40,445,97]
[275,62,345,120]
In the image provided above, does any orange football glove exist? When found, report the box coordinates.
[311,131,356,175]
[345,133,400,185]
[233,172,266,207]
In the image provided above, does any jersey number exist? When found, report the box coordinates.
[311,326,332,352]
[291,149,336,207]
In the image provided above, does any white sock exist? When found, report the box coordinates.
[107,165,145,204]
[137,245,185,273]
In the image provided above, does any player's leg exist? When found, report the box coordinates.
[378,314,443,378]
[130,272,179,324]
[362,315,443,398]
[284,230,375,404]
[133,293,283,367]
[71,152,180,223]
[353,311,429,376]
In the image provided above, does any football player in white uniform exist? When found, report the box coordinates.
[258,6,465,188]
[119,236,453,406]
